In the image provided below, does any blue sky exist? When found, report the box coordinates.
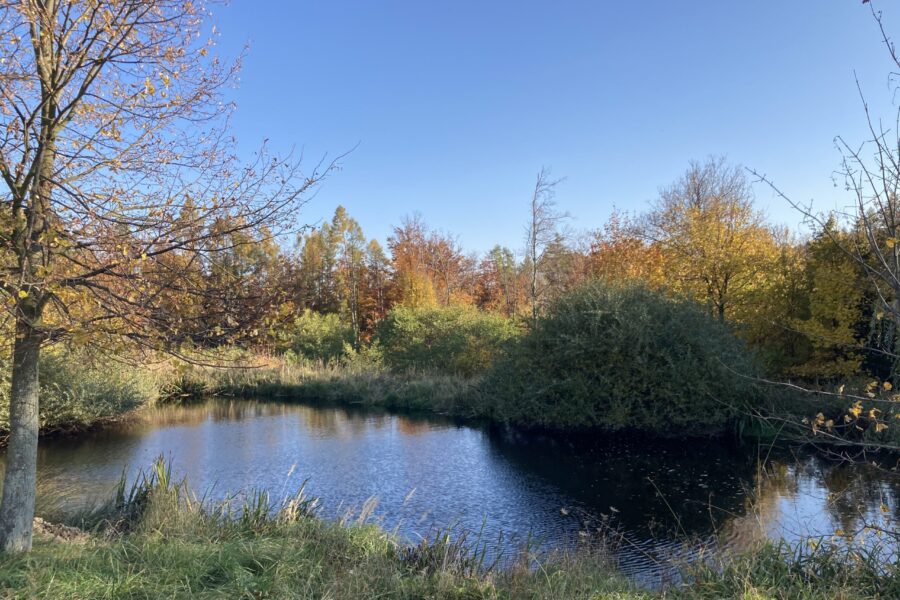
[214,1,900,253]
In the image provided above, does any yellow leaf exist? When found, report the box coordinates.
[885,382,893,391]
[17,290,27,299]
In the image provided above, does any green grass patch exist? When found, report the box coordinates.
[0,459,643,599]
[3,458,900,599]
[0,349,163,439]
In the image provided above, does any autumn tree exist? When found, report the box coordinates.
[293,206,383,344]
[388,214,436,308]
[740,231,812,374]
[198,222,285,346]
[0,0,329,552]
[329,207,367,346]
[295,223,337,313]
[425,230,475,306]
[540,235,592,299]
[588,209,666,285]
[359,239,392,334]
[474,245,522,316]
[643,157,778,322]
[791,220,868,379]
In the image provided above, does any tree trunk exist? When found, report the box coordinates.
[0,320,41,553]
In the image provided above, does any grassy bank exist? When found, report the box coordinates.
[0,349,164,443]
[2,460,898,599]
[176,354,484,418]
[0,460,644,599]
[6,344,898,453]
[0,282,845,443]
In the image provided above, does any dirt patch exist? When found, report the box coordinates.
[33,517,91,544]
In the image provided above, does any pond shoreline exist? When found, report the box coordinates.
[4,444,899,599]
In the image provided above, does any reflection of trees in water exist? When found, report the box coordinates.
[396,419,433,436]
[138,400,283,428]
[719,460,801,546]
[819,461,900,536]
[485,429,759,539]
[27,399,900,556]
[484,431,900,552]
[136,399,450,440]
[719,453,900,547]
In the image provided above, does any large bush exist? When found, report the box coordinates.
[281,310,355,365]
[0,350,160,434]
[483,281,761,436]
[375,306,520,376]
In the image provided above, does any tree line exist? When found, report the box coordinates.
[186,156,880,384]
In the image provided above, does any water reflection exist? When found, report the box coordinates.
[2,399,900,583]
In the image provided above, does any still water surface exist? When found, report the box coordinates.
[5,399,899,584]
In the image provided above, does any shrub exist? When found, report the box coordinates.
[374,305,520,377]
[483,281,761,436]
[280,310,355,365]
[0,349,160,434]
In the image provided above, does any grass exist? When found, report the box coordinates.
[675,540,900,600]
[0,349,164,442]
[175,351,485,419]
[13,344,898,453]
[2,458,899,599]
[0,459,645,599]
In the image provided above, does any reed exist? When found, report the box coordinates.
[4,458,899,599]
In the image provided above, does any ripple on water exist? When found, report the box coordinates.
[3,398,898,584]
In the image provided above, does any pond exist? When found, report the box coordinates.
[3,399,898,586]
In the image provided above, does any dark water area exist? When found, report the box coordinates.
[3,399,899,585]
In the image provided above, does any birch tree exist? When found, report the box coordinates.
[524,168,566,324]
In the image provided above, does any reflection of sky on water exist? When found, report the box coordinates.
[4,399,900,585]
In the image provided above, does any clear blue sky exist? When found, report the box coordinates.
[213,1,900,253]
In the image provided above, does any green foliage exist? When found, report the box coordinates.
[375,305,521,376]
[280,309,356,365]
[0,349,160,435]
[674,540,900,600]
[484,281,761,435]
